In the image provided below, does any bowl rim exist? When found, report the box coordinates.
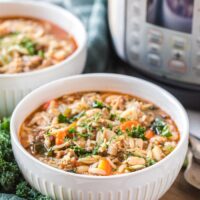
[0,0,87,79]
[11,73,189,180]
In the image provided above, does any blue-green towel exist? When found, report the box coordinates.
[64,0,110,72]
[0,194,22,200]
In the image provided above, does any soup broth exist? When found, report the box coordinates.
[0,17,77,74]
[20,91,180,176]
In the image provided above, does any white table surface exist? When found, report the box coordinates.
[187,110,200,138]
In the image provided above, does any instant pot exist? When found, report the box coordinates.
[108,0,200,109]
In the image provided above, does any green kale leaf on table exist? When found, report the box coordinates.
[0,118,51,200]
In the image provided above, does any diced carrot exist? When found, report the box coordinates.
[120,120,140,131]
[55,130,67,145]
[145,129,155,139]
[55,123,77,144]
[98,158,112,176]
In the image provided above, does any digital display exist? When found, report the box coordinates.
[146,0,194,33]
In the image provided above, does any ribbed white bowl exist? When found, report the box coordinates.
[11,74,189,200]
[0,1,87,117]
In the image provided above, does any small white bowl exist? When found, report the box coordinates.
[11,74,189,200]
[0,0,87,117]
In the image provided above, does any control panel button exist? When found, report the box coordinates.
[169,60,187,73]
[196,52,200,62]
[172,50,184,60]
[132,20,140,31]
[148,44,161,54]
[197,38,200,47]
[148,30,162,44]
[194,65,200,71]
[194,54,200,71]
[173,37,186,49]
[132,3,140,16]
[131,32,140,45]
[147,54,161,67]
[130,47,140,61]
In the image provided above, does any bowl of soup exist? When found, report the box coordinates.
[11,74,189,200]
[0,1,87,117]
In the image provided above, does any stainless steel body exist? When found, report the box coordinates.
[108,0,200,87]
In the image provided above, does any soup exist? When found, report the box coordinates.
[19,92,180,176]
[0,17,77,74]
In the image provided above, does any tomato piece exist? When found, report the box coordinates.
[43,100,58,110]
[43,101,51,110]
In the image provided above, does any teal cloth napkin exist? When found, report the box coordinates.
[0,194,22,200]
[64,0,110,73]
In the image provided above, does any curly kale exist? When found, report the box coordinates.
[16,182,51,200]
[0,158,21,192]
[0,118,13,161]
[0,118,51,199]
[0,118,21,192]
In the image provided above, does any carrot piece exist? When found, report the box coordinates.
[120,120,140,131]
[55,130,67,145]
[55,122,77,144]
[98,158,112,176]
[145,130,155,139]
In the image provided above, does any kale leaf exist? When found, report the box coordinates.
[58,111,85,124]
[0,118,52,199]
[20,38,37,55]
[127,125,146,140]
[92,100,104,108]
[16,181,51,200]
[151,118,172,138]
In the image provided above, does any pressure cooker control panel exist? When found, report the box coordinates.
[125,0,200,85]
